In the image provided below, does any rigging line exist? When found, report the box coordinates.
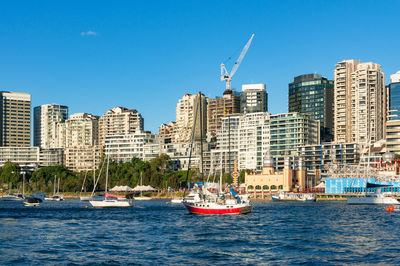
[183,97,200,198]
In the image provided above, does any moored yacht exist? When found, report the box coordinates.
[347,183,400,205]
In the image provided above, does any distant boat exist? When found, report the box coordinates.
[347,183,400,205]
[1,193,24,201]
[171,198,183,204]
[133,173,152,201]
[89,155,132,208]
[45,176,64,201]
[272,192,316,202]
[80,169,93,201]
[24,197,40,207]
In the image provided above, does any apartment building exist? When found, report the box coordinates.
[334,60,386,144]
[174,93,207,143]
[34,104,68,148]
[0,91,31,147]
[99,107,144,146]
[158,121,177,144]
[64,146,102,172]
[104,131,157,162]
[240,84,268,114]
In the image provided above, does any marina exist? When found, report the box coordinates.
[1,199,400,264]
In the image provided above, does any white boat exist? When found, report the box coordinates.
[133,173,152,200]
[89,155,132,208]
[272,192,316,202]
[1,193,24,201]
[80,196,93,201]
[347,182,400,205]
[171,198,183,204]
[134,196,152,201]
[45,176,64,201]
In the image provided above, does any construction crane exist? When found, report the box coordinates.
[220,34,254,90]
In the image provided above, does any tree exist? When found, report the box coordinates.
[0,161,21,185]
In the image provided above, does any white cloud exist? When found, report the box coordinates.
[81,30,97,36]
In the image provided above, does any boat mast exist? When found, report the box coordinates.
[54,175,56,195]
[199,92,204,187]
[105,154,110,193]
[183,96,200,197]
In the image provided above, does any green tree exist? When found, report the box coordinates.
[0,161,21,185]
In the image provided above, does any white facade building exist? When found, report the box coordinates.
[334,60,386,144]
[34,104,68,148]
[104,131,158,162]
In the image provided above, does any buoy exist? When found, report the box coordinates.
[386,206,394,212]
[85,205,88,208]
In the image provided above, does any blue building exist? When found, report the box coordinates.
[325,178,400,194]
[389,71,400,120]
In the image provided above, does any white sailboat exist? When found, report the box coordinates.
[89,155,132,208]
[44,176,64,201]
[134,173,152,200]
[80,171,93,201]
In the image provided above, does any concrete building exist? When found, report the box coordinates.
[99,107,144,146]
[34,104,68,148]
[61,113,99,148]
[334,60,386,144]
[245,157,308,196]
[158,121,177,144]
[104,131,158,162]
[64,146,102,172]
[289,74,334,141]
[240,84,268,114]
[0,147,64,171]
[207,89,240,137]
[297,142,361,174]
[209,112,319,174]
[0,92,31,147]
[270,113,320,156]
[174,93,207,143]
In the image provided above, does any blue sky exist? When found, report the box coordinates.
[0,1,399,133]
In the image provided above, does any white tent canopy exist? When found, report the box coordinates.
[110,185,133,192]
[133,185,157,192]
[314,182,325,188]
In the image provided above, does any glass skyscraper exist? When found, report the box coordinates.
[389,82,400,120]
[288,74,334,142]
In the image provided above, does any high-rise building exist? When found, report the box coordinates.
[386,71,400,154]
[99,107,144,146]
[174,93,207,143]
[289,74,334,141]
[207,89,240,137]
[0,91,31,147]
[388,71,400,120]
[34,104,68,148]
[59,113,99,148]
[240,84,268,114]
[334,60,386,144]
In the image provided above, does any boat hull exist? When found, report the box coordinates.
[183,203,253,215]
[133,197,152,201]
[89,199,132,208]
[80,196,93,201]
[347,197,400,205]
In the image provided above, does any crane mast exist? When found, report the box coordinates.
[220,34,254,90]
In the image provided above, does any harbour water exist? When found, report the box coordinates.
[1,200,400,265]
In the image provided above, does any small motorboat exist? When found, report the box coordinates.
[171,198,183,204]
[24,197,40,207]
[1,193,24,201]
[133,196,152,201]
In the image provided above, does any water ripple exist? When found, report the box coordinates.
[1,200,400,264]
